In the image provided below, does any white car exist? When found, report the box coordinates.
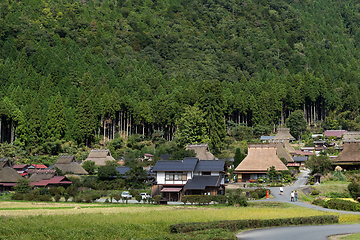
[121,191,132,199]
[140,193,150,199]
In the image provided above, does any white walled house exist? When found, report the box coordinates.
[151,157,226,201]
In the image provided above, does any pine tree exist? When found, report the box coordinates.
[27,95,42,147]
[46,93,66,140]
[75,92,95,146]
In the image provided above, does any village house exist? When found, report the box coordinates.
[234,144,289,182]
[185,144,215,160]
[82,149,116,166]
[0,158,21,192]
[331,140,360,171]
[151,157,226,201]
[52,155,88,175]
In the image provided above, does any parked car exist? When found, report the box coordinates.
[140,193,150,199]
[121,191,132,199]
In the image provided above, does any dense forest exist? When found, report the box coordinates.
[1,0,360,161]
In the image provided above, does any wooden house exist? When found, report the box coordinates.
[234,144,289,182]
[331,140,360,170]
[151,158,226,201]
[82,149,115,166]
[185,144,215,160]
[0,158,21,192]
[53,155,88,175]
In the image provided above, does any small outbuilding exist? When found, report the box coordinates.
[82,149,115,166]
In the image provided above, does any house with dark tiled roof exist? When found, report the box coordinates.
[82,149,115,166]
[151,157,226,201]
[53,155,88,175]
[0,158,21,192]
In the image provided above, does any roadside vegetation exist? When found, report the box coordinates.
[0,201,358,240]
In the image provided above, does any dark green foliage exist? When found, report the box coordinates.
[267,166,278,182]
[169,149,196,160]
[124,165,148,189]
[286,110,307,140]
[307,155,333,175]
[82,160,96,175]
[233,148,245,168]
[324,199,360,212]
[311,190,320,195]
[169,215,339,233]
[348,181,360,201]
[97,165,117,180]
[14,178,31,194]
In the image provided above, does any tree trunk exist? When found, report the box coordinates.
[10,120,14,143]
[0,117,2,143]
[103,117,106,143]
[113,119,115,139]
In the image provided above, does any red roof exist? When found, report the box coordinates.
[20,173,28,177]
[160,188,182,192]
[31,176,72,187]
[13,164,29,169]
[324,130,347,138]
[287,163,300,167]
[31,164,47,169]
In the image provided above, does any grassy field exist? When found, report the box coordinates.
[0,201,360,239]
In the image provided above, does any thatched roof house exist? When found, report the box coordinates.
[276,142,294,164]
[332,140,360,170]
[343,132,360,141]
[28,170,57,182]
[185,144,215,160]
[0,158,21,192]
[54,155,88,175]
[234,144,288,182]
[272,128,295,141]
[82,149,115,166]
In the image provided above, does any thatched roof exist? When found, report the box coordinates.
[82,149,115,166]
[276,142,294,163]
[332,140,360,164]
[28,170,57,182]
[54,155,88,175]
[0,158,21,183]
[185,144,215,160]
[234,144,288,173]
[343,132,360,141]
[272,128,295,141]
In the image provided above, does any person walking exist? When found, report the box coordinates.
[290,191,295,202]
[280,187,283,195]
[295,190,298,201]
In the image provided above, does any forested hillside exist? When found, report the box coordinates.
[1,0,360,158]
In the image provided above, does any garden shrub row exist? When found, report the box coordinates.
[181,195,213,205]
[11,193,52,202]
[169,215,339,233]
[312,198,360,212]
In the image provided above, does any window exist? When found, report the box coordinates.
[165,172,184,181]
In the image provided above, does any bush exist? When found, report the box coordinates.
[169,215,339,233]
[312,198,326,207]
[332,171,346,181]
[54,194,61,202]
[250,192,259,199]
[135,195,142,203]
[11,193,24,200]
[153,195,162,205]
[348,181,360,201]
[324,199,360,212]
[38,195,52,201]
[311,190,320,195]
[215,195,227,204]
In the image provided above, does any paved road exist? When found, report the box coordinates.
[237,224,360,240]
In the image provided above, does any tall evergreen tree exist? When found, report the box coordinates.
[27,95,42,147]
[75,92,95,146]
[45,93,66,140]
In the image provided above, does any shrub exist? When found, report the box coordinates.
[49,187,61,196]
[250,192,259,199]
[11,193,24,200]
[153,195,162,205]
[38,195,52,201]
[325,199,360,212]
[311,190,320,195]
[312,198,326,207]
[348,181,360,201]
[216,195,227,204]
[332,171,346,181]
[64,193,70,202]
[135,195,142,203]
[169,215,339,233]
[54,194,61,202]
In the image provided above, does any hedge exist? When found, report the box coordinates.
[169,215,339,233]
[325,199,360,212]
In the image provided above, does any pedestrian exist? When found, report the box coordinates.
[279,187,283,195]
[295,190,298,201]
[290,191,294,202]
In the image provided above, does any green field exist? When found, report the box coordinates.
[1,201,360,239]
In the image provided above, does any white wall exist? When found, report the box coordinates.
[157,172,165,184]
